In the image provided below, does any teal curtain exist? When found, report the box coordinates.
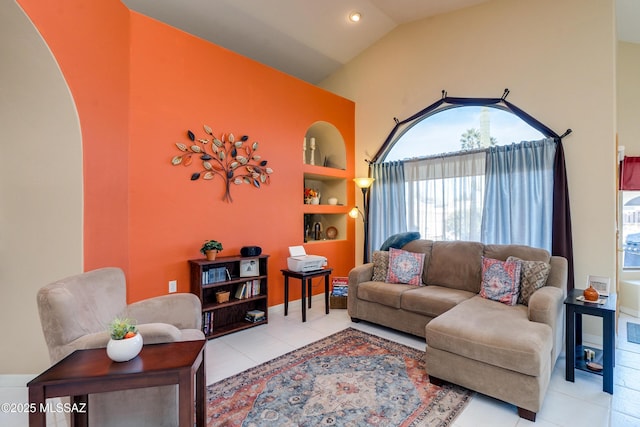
[481,138,556,250]
[370,161,406,254]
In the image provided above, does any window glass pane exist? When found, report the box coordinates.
[622,192,640,269]
[385,106,545,162]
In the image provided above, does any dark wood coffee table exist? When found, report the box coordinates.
[27,339,206,426]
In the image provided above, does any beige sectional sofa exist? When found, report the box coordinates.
[347,240,568,422]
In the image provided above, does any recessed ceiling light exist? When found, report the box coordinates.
[348,12,361,23]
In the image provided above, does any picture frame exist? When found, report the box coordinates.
[586,275,611,297]
[239,258,259,277]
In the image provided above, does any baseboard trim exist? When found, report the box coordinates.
[0,374,36,387]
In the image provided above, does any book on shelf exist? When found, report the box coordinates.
[331,276,348,296]
[202,267,228,285]
[235,280,262,300]
[235,283,247,299]
[202,311,214,335]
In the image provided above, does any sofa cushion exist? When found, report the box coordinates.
[425,296,552,376]
[479,257,522,306]
[380,231,421,251]
[400,285,475,317]
[371,251,390,282]
[508,256,551,306]
[356,281,415,308]
[387,248,425,285]
[426,241,484,293]
[484,244,550,263]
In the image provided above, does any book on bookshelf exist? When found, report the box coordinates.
[235,283,247,299]
[202,267,228,285]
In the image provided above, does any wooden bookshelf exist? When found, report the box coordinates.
[189,255,268,339]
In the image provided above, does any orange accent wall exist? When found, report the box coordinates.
[18,0,355,306]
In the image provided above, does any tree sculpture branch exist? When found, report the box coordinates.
[171,125,274,202]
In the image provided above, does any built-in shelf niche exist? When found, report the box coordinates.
[304,213,346,242]
[304,121,346,170]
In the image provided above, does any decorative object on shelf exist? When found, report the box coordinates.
[107,317,143,362]
[200,240,223,260]
[240,258,259,277]
[241,246,262,257]
[302,137,307,163]
[586,275,611,296]
[583,284,600,302]
[326,226,338,240]
[327,197,338,205]
[215,290,230,303]
[309,137,316,165]
[171,125,274,203]
[351,177,375,263]
[304,188,319,204]
[313,222,323,240]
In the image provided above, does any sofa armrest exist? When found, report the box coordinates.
[528,286,563,327]
[348,263,373,315]
[126,293,202,330]
[349,263,374,285]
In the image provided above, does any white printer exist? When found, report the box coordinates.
[287,246,327,272]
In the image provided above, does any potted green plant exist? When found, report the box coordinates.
[201,240,223,260]
[106,317,143,362]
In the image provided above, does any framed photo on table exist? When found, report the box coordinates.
[239,258,259,277]
[586,275,611,296]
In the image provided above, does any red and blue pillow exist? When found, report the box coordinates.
[386,247,425,286]
[479,257,522,306]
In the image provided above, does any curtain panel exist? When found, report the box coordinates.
[481,139,556,251]
[404,152,485,241]
[369,161,407,254]
[621,157,640,190]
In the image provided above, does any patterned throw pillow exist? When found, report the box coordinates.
[386,247,425,286]
[371,251,390,282]
[479,257,522,306]
[507,256,551,306]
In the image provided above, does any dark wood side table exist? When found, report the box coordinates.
[281,268,333,322]
[564,289,616,394]
[27,339,206,427]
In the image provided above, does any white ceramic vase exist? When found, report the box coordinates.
[106,333,143,362]
[311,197,320,205]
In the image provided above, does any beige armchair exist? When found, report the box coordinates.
[37,267,204,427]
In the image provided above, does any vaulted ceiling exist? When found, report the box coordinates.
[123,0,638,84]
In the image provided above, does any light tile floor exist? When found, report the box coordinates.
[2,298,640,426]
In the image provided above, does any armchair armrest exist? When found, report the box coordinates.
[126,293,202,330]
[51,331,111,364]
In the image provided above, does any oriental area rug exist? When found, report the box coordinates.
[207,328,473,426]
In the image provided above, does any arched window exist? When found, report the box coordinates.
[365,92,574,289]
[383,106,545,162]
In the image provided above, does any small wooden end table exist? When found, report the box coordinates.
[281,268,333,322]
[564,289,616,394]
[27,339,206,426]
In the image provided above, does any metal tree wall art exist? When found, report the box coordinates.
[171,125,274,202]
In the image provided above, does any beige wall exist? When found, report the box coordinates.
[617,42,640,157]
[617,41,640,308]
[0,2,83,374]
[322,0,617,296]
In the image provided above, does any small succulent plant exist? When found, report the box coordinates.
[109,317,138,340]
